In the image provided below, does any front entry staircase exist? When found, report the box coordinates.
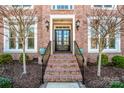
[44,53,82,82]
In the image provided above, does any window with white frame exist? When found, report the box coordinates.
[93,5,116,9]
[51,5,74,10]
[27,27,35,49]
[4,18,37,53]
[88,17,120,53]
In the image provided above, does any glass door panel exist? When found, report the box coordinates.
[55,29,70,51]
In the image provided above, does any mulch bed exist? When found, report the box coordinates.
[84,64,124,88]
[0,61,124,88]
[0,61,42,88]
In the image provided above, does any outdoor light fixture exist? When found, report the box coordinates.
[76,20,80,30]
[45,20,49,31]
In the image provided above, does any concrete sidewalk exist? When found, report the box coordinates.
[40,82,85,88]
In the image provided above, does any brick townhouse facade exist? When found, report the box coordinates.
[1,5,124,63]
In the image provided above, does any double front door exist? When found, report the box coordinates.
[55,29,70,51]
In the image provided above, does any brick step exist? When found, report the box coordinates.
[49,58,77,61]
[48,61,77,63]
[44,75,82,78]
[48,60,77,63]
[47,64,78,67]
[45,68,80,72]
[44,53,82,82]
[52,54,73,56]
[49,57,76,59]
[47,62,77,66]
[46,66,80,69]
[44,75,82,82]
[50,55,75,59]
[47,65,79,69]
[50,57,76,59]
[45,71,81,75]
[47,62,78,65]
[50,57,75,58]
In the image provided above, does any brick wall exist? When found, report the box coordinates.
[0,5,124,62]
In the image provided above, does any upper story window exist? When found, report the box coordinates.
[12,5,33,9]
[51,5,74,10]
[93,5,116,9]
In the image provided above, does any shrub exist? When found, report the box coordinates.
[111,82,124,88]
[19,53,29,63]
[0,77,13,88]
[0,54,13,64]
[112,55,124,68]
[97,53,109,66]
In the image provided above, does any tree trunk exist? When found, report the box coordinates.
[22,52,26,74]
[97,51,102,77]
[84,56,87,67]
[22,42,27,74]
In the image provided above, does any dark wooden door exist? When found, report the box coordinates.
[55,29,70,51]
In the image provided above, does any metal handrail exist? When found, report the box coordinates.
[41,41,51,84]
[74,41,85,84]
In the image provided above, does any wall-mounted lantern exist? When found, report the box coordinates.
[45,20,49,31]
[76,20,80,30]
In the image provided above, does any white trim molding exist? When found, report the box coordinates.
[50,14,75,55]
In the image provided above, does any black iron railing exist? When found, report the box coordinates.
[74,41,85,84]
[41,41,51,84]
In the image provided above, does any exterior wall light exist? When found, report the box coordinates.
[45,20,49,31]
[76,20,80,30]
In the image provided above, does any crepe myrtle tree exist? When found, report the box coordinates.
[0,5,43,74]
[88,6,124,77]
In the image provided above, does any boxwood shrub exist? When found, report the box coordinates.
[0,77,13,88]
[97,53,109,66]
[0,54,13,64]
[111,82,124,88]
[112,55,124,68]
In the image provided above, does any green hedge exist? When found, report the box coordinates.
[0,77,13,88]
[19,53,29,63]
[111,82,124,88]
[97,53,109,66]
[112,55,124,68]
[0,54,13,64]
